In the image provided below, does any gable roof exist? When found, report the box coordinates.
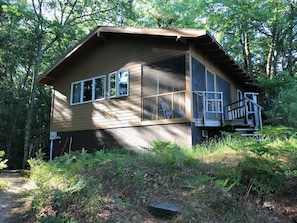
[37,26,257,90]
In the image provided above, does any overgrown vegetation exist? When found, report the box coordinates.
[25,127,297,222]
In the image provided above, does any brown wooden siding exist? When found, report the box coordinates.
[51,35,189,132]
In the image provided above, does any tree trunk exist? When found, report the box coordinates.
[266,42,275,78]
[6,118,17,160]
[243,31,253,75]
[22,43,43,168]
[286,2,295,76]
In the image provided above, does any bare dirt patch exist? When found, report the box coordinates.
[0,171,31,223]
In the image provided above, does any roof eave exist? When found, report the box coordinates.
[190,31,258,90]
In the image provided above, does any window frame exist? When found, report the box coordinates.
[70,75,106,105]
[108,70,129,99]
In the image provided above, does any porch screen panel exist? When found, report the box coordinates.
[142,56,186,120]
[206,71,215,119]
[191,57,205,91]
[142,66,157,97]
[143,97,157,120]
[216,76,231,119]
[173,92,186,118]
[191,57,205,119]
[206,71,214,89]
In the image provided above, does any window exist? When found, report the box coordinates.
[71,75,106,105]
[108,70,129,98]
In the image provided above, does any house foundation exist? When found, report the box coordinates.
[51,123,192,158]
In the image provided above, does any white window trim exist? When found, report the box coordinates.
[108,70,129,99]
[108,72,117,99]
[70,75,106,105]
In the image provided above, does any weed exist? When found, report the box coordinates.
[0,179,8,190]
[0,150,7,170]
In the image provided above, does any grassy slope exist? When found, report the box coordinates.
[26,132,297,223]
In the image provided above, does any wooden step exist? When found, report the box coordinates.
[241,133,262,137]
[235,128,255,132]
[224,119,246,126]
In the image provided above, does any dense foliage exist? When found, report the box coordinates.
[0,0,296,167]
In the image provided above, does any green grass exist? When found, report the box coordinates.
[24,127,297,222]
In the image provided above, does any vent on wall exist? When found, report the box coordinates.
[202,130,208,138]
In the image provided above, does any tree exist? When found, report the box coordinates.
[199,0,297,79]
[0,0,38,168]
[134,0,205,28]
[0,0,136,168]
[22,0,136,168]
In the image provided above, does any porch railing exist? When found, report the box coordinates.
[142,91,186,120]
[29,134,50,158]
[193,91,223,121]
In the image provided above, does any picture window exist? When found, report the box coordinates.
[71,75,106,105]
[70,70,129,105]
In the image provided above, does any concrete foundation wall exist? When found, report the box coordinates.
[51,123,192,157]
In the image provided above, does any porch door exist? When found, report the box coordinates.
[244,92,260,129]
[237,89,243,103]
[206,71,216,119]
[237,89,244,110]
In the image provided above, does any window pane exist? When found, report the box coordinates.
[109,72,116,98]
[72,82,81,104]
[117,70,128,96]
[83,80,92,102]
[95,77,105,100]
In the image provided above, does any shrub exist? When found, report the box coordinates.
[0,151,8,191]
[0,150,7,170]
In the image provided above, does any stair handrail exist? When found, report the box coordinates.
[225,99,246,120]
[29,134,50,158]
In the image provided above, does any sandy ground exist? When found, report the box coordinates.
[0,171,31,223]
